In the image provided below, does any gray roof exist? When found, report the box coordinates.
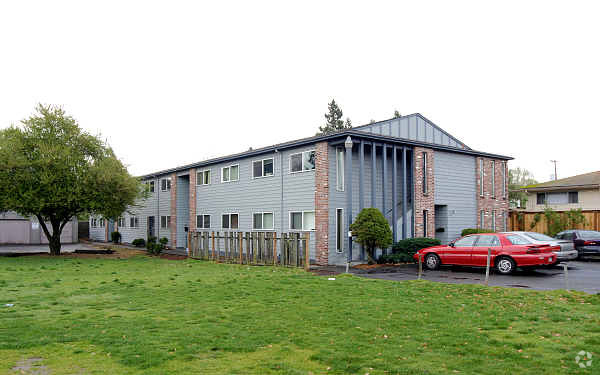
[139,114,512,179]
[521,171,600,192]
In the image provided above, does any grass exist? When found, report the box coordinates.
[0,253,598,374]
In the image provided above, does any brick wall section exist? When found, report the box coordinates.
[413,147,435,237]
[170,173,177,247]
[314,141,329,265]
[476,158,509,231]
[189,169,197,233]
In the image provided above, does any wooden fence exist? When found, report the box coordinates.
[188,231,310,270]
[509,210,600,233]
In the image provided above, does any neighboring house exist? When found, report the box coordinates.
[520,171,600,212]
[90,113,511,265]
[0,211,78,245]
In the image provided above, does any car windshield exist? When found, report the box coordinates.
[525,232,556,241]
[579,231,600,239]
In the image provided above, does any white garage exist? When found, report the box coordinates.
[0,220,30,244]
[0,212,78,245]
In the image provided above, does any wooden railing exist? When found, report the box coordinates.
[188,231,310,270]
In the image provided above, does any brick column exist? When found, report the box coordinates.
[476,158,509,231]
[314,141,329,265]
[189,169,197,233]
[413,147,435,238]
[170,173,177,247]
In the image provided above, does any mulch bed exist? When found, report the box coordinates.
[158,253,188,260]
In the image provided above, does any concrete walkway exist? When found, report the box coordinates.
[0,243,97,255]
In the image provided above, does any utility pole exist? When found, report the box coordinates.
[550,160,558,180]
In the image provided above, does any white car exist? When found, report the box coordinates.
[503,231,578,262]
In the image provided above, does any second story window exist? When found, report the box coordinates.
[148,181,155,193]
[129,217,139,228]
[290,150,315,173]
[479,159,484,196]
[197,170,211,185]
[253,158,274,178]
[422,152,428,194]
[118,217,125,227]
[91,218,97,228]
[491,161,495,198]
[502,162,507,198]
[161,178,171,192]
[221,165,239,183]
[336,147,344,191]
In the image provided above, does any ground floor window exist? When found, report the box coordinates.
[336,208,343,253]
[492,210,496,232]
[480,210,484,229]
[222,213,239,229]
[253,212,274,230]
[423,210,428,237]
[197,214,210,229]
[160,216,171,229]
[290,211,315,231]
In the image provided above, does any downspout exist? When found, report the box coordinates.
[156,176,160,240]
[277,149,284,233]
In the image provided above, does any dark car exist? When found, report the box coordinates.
[556,230,600,258]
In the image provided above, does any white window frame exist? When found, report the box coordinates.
[491,161,495,198]
[196,214,211,229]
[91,218,97,228]
[480,210,485,229]
[253,212,274,230]
[502,161,507,199]
[336,147,344,191]
[335,208,344,253]
[423,209,428,237]
[221,213,239,230]
[221,164,240,183]
[252,158,275,179]
[148,180,155,193]
[197,169,211,186]
[118,217,125,228]
[289,210,316,231]
[479,159,484,197]
[129,216,139,228]
[289,150,316,174]
[492,210,496,232]
[161,178,171,192]
[422,152,428,194]
[503,210,508,232]
[99,218,105,227]
[160,215,171,229]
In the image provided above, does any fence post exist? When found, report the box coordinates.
[211,231,215,260]
[282,233,287,266]
[484,247,491,286]
[418,253,422,280]
[304,232,310,271]
[273,232,277,266]
[238,232,243,264]
[563,263,570,290]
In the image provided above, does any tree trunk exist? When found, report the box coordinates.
[48,220,62,256]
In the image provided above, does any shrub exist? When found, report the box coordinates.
[159,237,169,246]
[111,231,121,243]
[461,228,494,236]
[150,243,164,255]
[132,238,145,247]
[378,237,441,264]
[146,236,156,251]
[349,208,393,264]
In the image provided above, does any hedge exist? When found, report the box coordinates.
[378,237,441,264]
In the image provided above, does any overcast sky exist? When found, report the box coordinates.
[1,1,598,181]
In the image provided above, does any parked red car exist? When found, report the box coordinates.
[413,232,558,274]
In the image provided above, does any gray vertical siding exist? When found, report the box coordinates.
[176,175,190,247]
[434,151,477,244]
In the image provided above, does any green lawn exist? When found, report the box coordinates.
[0,254,598,375]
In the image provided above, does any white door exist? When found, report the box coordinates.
[0,220,30,244]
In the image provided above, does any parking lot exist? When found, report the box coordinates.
[358,259,600,294]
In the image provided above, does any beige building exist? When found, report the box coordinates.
[520,171,600,212]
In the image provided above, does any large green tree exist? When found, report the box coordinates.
[0,104,143,255]
[509,167,538,208]
[316,99,352,135]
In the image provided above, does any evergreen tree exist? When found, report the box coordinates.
[393,110,401,118]
[317,99,352,135]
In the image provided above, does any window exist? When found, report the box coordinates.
[118,217,125,227]
[492,210,496,232]
[289,211,315,231]
[474,235,500,247]
[568,191,579,204]
[480,210,485,228]
[253,158,274,178]
[503,211,508,232]
[99,218,105,227]
[129,216,139,228]
[161,178,171,192]
[253,212,274,230]
[290,150,316,173]
[537,193,546,205]
[491,161,495,197]
[221,165,239,182]
[222,213,239,229]
[336,208,343,253]
[479,159,484,196]
[547,192,570,205]
[160,216,171,229]
[423,210,428,237]
[196,214,210,229]
[422,152,428,194]
[579,231,600,239]
[524,232,556,241]
[197,170,211,185]
[506,234,531,245]
[502,162,507,198]
[148,181,155,193]
[454,236,477,247]
[91,218,97,228]
[336,147,344,191]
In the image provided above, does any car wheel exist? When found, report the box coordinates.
[496,256,516,275]
[424,253,441,270]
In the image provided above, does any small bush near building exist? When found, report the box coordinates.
[378,237,441,264]
[146,236,157,251]
[132,238,145,247]
[159,237,169,246]
[111,231,121,243]
[350,208,393,264]
[461,228,494,236]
